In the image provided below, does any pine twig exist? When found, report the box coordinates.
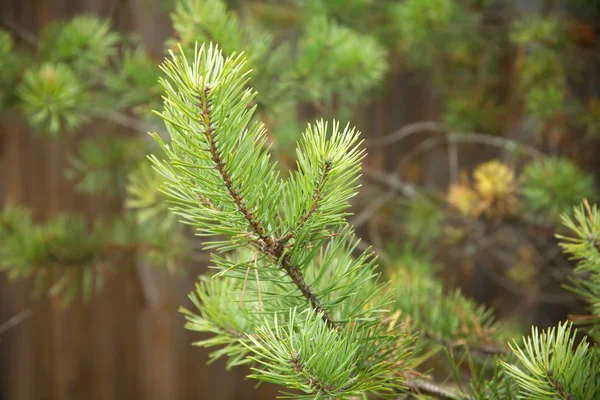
[290,350,339,395]
[197,85,273,248]
[279,159,331,245]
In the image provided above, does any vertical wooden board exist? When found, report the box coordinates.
[130,0,173,57]
[47,123,72,400]
[91,277,119,400]
[17,126,57,400]
[136,266,179,400]
[0,117,29,400]
[0,279,34,400]
[113,265,145,400]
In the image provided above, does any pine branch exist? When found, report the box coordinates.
[152,44,409,396]
[279,159,331,245]
[502,322,600,400]
[289,350,340,395]
[154,44,337,329]
[545,368,574,400]
[277,251,335,329]
[195,78,333,328]
[195,83,273,248]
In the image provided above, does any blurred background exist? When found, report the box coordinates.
[1,0,599,399]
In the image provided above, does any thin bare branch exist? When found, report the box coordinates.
[398,132,544,178]
[363,167,417,198]
[89,109,152,133]
[366,121,445,148]
[406,378,473,400]
[0,309,33,335]
[1,18,39,47]
[350,189,397,229]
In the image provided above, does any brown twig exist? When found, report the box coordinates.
[350,189,397,229]
[277,251,335,329]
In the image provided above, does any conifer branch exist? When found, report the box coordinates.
[289,350,339,395]
[193,80,334,328]
[279,159,331,245]
[196,84,274,248]
[153,44,405,396]
[546,368,574,400]
[277,251,335,329]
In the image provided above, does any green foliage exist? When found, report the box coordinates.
[510,16,569,48]
[392,0,457,64]
[151,43,408,397]
[389,248,499,351]
[169,0,282,106]
[0,207,108,305]
[3,2,600,399]
[521,157,597,223]
[390,0,504,132]
[525,84,564,119]
[104,48,161,113]
[181,274,258,369]
[470,357,518,400]
[558,201,600,338]
[66,137,149,196]
[299,0,380,24]
[0,29,20,108]
[0,203,187,304]
[17,63,88,135]
[40,15,120,72]
[170,0,248,56]
[5,15,165,138]
[295,16,388,106]
[510,16,574,123]
[125,163,178,230]
[150,44,282,246]
[398,195,446,247]
[245,308,410,399]
[168,0,388,144]
[110,212,188,268]
[502,322,600,400]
